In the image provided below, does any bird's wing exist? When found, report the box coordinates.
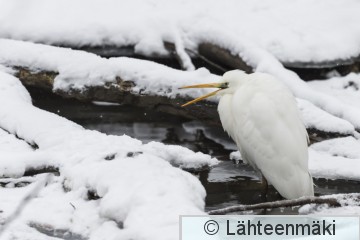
[230,81,312,199]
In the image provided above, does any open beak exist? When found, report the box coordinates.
[179,82,224,107]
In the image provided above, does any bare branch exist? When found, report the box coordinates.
[185,48,228,73]
[163,42,195,71]
[29,222,87,240]
[164,41,228,73]
[207,196,342,215]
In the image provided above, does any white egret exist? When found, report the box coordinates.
[180,70,314,200]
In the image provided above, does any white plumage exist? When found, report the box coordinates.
[181,70,314,199]
[218,70,313,199]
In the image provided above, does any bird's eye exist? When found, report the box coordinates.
[220,82,229,89]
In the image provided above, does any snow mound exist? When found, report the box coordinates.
[0,70,218,240]
[308,136,360,180]
[309,148,360,181]
[229,151,241,161]
[309,73,360,109]
[297,99,354,134]
[311,137,360,159]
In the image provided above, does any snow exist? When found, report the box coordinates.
[309,149,360,180]
[301,73,360,180]
[229,151,241,162]
[143,141,217,169]
[307,137,360,180]
[297,99,354,134]
[0,128,32,153]
[0,70,218,240]
[1,0,360,63]
[311,137,360,160]
[308,73,360,109]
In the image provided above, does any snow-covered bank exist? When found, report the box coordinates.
[1,0,360,63]
[308,137,360,180]
[0,70,218,239]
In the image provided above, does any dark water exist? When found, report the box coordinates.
[30,89,360,214]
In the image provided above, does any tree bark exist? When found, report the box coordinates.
[197,42,253,73]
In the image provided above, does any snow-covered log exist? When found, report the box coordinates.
[0,39,357,142]
[14,66,220,124]
[8,65,354,143]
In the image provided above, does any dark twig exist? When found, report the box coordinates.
[0,174,52,237]
[185,48,227,73]
[0,126,38,150]
[29,222,87,240]
[164,41,227,73]
[23,166,59,177]
[208,196,341,215]
[163,42,191,71]
[69,202,76,210]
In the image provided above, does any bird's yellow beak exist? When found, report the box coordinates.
[179,82,224,107]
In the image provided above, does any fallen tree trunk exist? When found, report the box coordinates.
[15,66,220,124]
[12,66,352,142]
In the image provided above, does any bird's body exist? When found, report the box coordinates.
[181,70,314,200]
[217,71,313,199]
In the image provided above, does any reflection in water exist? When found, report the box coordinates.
[29,90,360,214]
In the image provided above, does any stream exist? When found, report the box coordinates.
[30,88,360,215]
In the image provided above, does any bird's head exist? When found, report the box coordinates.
[180,70,247,107]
